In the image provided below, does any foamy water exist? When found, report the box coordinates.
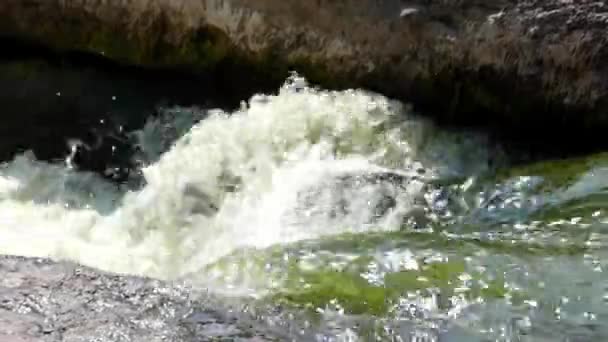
[0,75,492,281]
[2,76,608,340]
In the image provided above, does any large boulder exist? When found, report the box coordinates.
[0,0,607,151]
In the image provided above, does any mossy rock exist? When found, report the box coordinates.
[272,257,520,316]
[277,270,390,315]
[497,152,608,191]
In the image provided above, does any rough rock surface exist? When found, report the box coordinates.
[1,0,608,150]
[0,256,279,341]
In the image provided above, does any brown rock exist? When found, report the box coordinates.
[1,0,607,151]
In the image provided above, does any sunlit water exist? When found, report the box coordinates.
[1,75,607,340]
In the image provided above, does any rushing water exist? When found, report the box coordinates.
[1,75,607,341]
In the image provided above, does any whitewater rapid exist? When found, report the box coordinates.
[0,75,494,283]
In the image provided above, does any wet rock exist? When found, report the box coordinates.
[291,170,433,229]
[0,256,279,341]
[1,0,608,153]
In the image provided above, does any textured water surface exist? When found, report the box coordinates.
[0,76,606,341]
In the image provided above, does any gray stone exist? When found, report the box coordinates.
[0,256,279,341]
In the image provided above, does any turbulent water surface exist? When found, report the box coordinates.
[1,75,607,341]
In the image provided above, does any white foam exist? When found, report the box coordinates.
[0,75,492,282]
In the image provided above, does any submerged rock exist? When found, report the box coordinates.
[290,170,437,230]
[1,0,608,152]
[0,256,279,341]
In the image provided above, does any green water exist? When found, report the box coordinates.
[203,154,608,341]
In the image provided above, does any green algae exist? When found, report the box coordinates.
[203,232,533,316]
[278,270,390,315]
[272,257,522,316]
[312,231,589,258]
[384,260,466,293]
[197,218,577,319]
[497,152,608,190]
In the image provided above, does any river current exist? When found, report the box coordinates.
[1,75,607,341]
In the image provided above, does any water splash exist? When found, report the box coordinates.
[0,75,494,280]
[2,75,608,340]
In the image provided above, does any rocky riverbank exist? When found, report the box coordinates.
[0,256,279,341]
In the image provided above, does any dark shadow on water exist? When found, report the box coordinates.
[0,37,287,184]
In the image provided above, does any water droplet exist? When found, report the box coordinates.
[570,217,582,224]
[400,8,418,17]
[524,300,538,308]
[517,316,532,329]
[584,312,597,320]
